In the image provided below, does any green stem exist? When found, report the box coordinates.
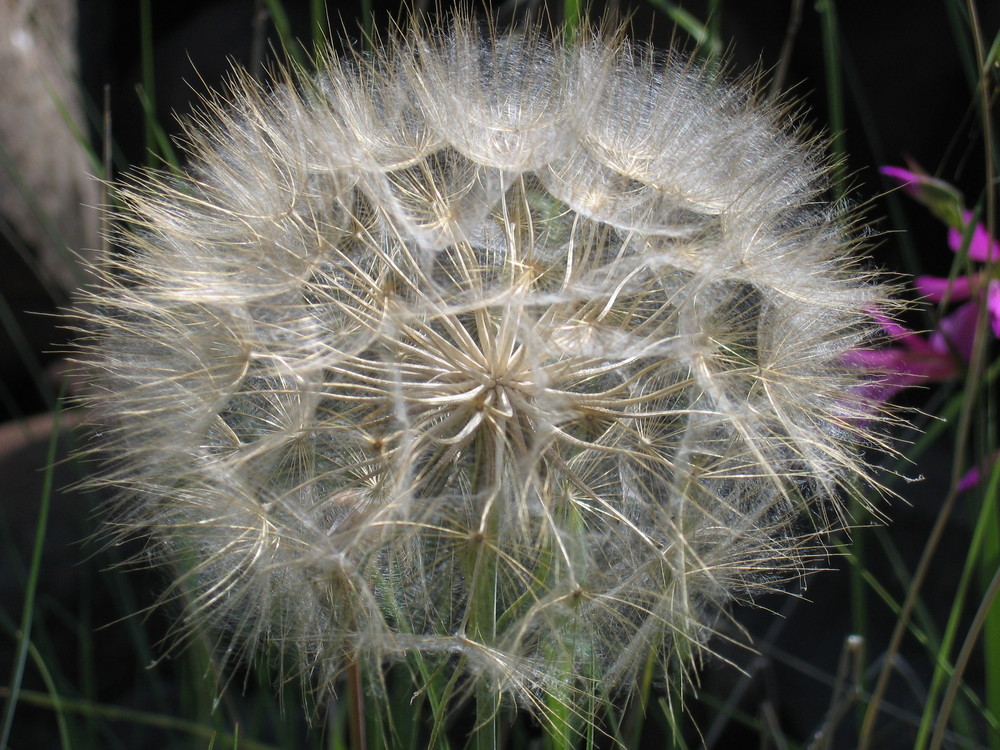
[930,565,1000,750]
[347,659,367,750]
[0,399,62,748]
[468,435,501,750]
[965,0,999,737]
[360,0,374,50]
[562,0,580,41]
[816,0,847,199]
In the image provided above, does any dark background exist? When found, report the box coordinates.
[2,1,997,747]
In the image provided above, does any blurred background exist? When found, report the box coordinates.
[1,0,997,747]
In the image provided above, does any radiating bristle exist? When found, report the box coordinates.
[72,10,893,729]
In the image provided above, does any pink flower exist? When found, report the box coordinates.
[848,167,997,407]
[880,166,955,203]
[878,165,998,490]
[913,208,1000,340]
[947,210,1000,263]
[879,165,965,229]
[991,282,1000,339]
[958,451,999,493]
[845,309,961,403]
[881,162,999,345]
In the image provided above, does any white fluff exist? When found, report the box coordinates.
[73,12,892,728]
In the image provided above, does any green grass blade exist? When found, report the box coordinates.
[26,641,73,750]
[0,395,62,747]
[816,0,847,197]
[644,0,722,58]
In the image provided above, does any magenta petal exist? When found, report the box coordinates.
[854,380,907,406]
[843,348,903,369]
[959,451,1000,493]
[932,300,981,362]
[947,211,1000,262]
[844,338,959,404]
[845,345,956,382]
[914,274,973,302]
[989,280,1000,338]
[866,307,909,338]
[867,308,934,351]
[958,464,982,493]
[880,165,966,228]
[880,166,924,199]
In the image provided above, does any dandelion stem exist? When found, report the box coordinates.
[347,659,367,750]
[469,435,501,750]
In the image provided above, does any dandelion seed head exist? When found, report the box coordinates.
[74,11,892,720]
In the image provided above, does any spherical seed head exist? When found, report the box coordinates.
[75,13,891,721]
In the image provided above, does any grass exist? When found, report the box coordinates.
[1,0,997,747]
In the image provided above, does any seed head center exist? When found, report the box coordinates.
[405,309,544,450]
